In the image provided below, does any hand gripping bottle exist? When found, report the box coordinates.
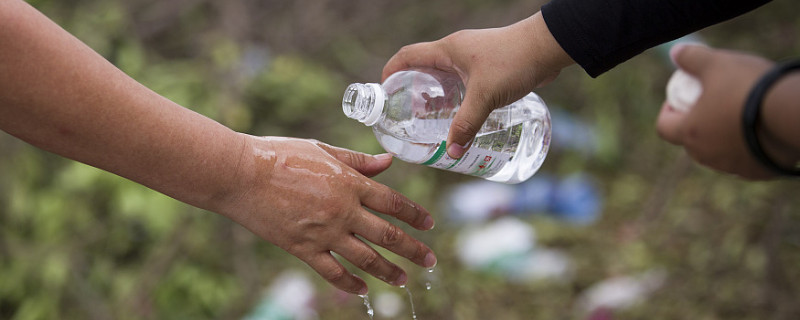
[342,68,551,184]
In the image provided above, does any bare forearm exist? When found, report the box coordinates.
[0,0,244,210]
[0,1,445,294]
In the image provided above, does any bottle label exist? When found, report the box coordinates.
[422,141,511,177]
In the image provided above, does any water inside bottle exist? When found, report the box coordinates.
[344,68,550,183]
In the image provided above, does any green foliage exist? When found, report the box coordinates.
[247,55,342,130]
[1,0,799,319]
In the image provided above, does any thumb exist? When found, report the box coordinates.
[318,144,393,177]
[446,87,496,158]
[670,44,715,76]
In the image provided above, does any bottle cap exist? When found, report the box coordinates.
[362,83,385,126]
[666,69,702,112]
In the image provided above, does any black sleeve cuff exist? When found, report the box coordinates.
[541,0,772,78]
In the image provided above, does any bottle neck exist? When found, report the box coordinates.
[342,83,385,126]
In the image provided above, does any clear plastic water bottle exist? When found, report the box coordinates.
[342,68,551,184]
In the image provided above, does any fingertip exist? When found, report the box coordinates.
[423,252,437,268]
[381,62,402,82]
[350,274,369,295]
[392,272,408,286]
[382,44,416,81]
[375,153,393,163]
[447,93,494,158]
[446,141,468,159]
[670,43,713,75]
[312,254,369,295]
[360,153,393,177]
[422,215,435,230]
[669,43,689,67]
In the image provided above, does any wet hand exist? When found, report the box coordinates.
[221,136,437,294]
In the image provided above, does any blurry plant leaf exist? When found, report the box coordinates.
[247,55,340,124]
[114,182,182,237]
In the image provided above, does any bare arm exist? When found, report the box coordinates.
[0,0,436,294]
[0,0,246,208]
[760,70,800,168]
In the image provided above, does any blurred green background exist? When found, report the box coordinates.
[2,0,799,319]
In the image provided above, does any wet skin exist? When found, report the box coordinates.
[0,0,436,296]
[224,136,437,294]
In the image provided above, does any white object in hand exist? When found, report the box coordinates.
[666,69,702,112]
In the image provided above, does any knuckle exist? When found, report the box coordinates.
[443,31,462,44]
[409,203,426,225]
[413,208,428,226]
[451,118,480,137]
[380,224,403,246]
[321,264,349,283]
[405,204,428,229]
[386,267,403,284]
[345,151,366,169]
[497,90,517,109]
[479,89,504,110]
[414,242,429,261]
[446,29,471,43]
[300,138,323,149]
[396,44,419,61]
[387,192,406,215]
[397,44,413,54]
[285,242,308,256]
[358,251,383,270]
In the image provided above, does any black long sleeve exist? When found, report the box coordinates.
[541,0,773,77]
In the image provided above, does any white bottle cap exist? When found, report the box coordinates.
[666,69,702,112]
[362,83,386,126]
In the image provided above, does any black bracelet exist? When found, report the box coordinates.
[742,59,800,177]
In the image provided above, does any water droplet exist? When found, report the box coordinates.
[401,285,417,320]
[424,267,436,290]
[359,294,374,319]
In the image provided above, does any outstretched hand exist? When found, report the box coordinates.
[0,0,437,296]
[220,136,437,294]
[382,12,573,158]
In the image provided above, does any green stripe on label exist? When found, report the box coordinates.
[446,156,463,169]
[422,141,447,165]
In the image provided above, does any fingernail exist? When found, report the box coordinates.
[424,253,437,268]
[393,273,408,286]
[446,142,468,159]
[423,216,435,230]
[375,153,393,161]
